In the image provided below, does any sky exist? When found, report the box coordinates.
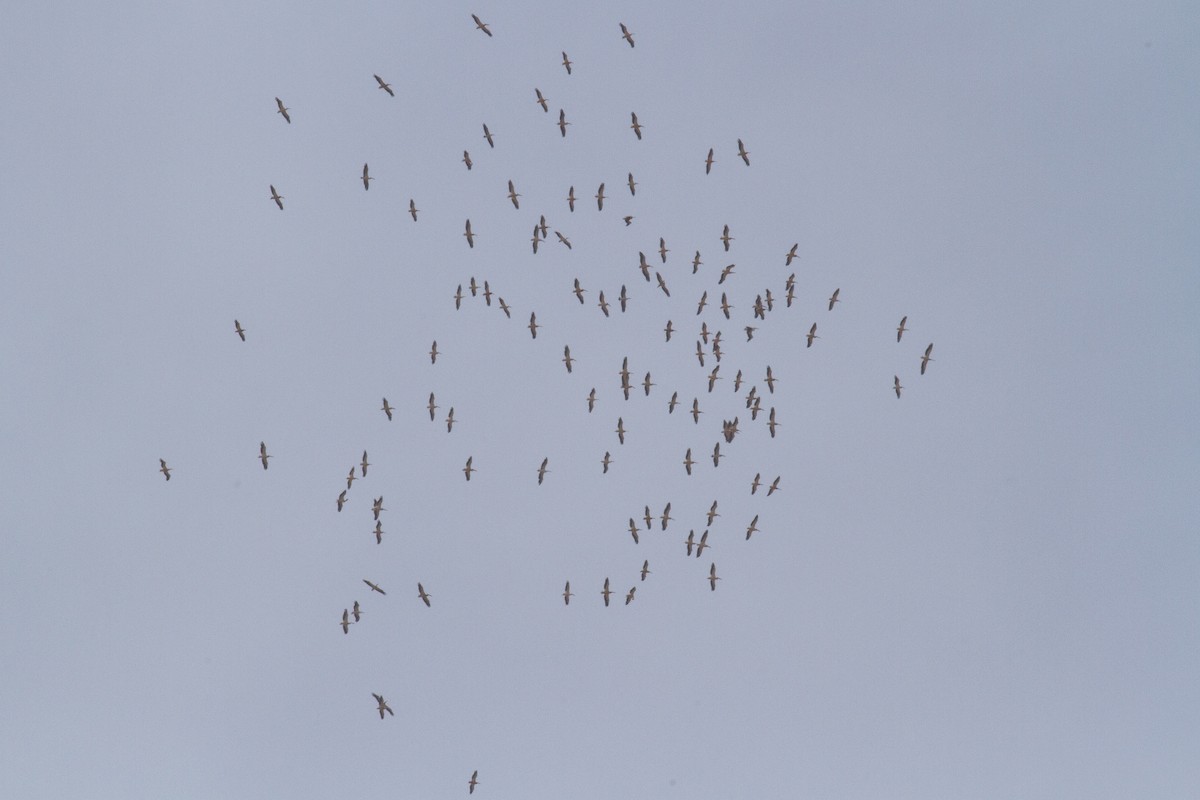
[1,2,1198,798]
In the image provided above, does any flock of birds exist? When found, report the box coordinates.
[158,14,939,794]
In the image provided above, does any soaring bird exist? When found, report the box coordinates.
[712,441,723,466]
[269,185,284,210]
[352,600,363,622]
[709,563,721,591]
[381,398,393,421]
[587,387,597,412]
[828,288,840,310]
[705,148,715,174]
[623,215,633,226]
[768,476,781,496]
[446,408,456,433]
[719,264,736,284]
[897,315,909,342]
[374,74,394,96]
[372,693,394,718]
[668,391,679,414]
[601,451,612,473]
[531,225,541,253]
[595,183,605,210]
[374,521,384,544]
[482,123,494,147]
[707,500,720,526]
[683,448,694,475]
[630,112,643,140]
[471,13,492,36]
[691,397,702,423]
[346,467,357,490]
[234,319,246,341]
[625,586,636,605]
[695,529,710,558]
[259,441,271,470]
[602,578,612,607]
[746,515,760,540]
[767,407,779,438]
[562,346,575,374]
[361,163,372,190]
[659,237,669,263]
[685,530,696,556]
[628,518,640,545]
[341,609,352,634]
[806,323,819,348]
[751,473,762,494]
[159,459,171,481]
[692,251,702,273]
[462,456,475,481]
[563,581,574,605]
[535,88,549,111]
[661,503,673,530]
[721,224,733,251]
[894,375,903,398]
[555,230,572,249]
[562,51,573,74]
[708,365,722,392]
[463,150,473,170]
[765,366,777,393]
[429,341,439,364]
[664,320,674,341]
[507,179,520,209]
[615,417,626,445]
[921,343,934,374]
[641,560,652,581]
[372,495,385,521]
[720,293,733,319]
[638,251,651,281]
[528,311,539,338]
[417,583,432,607]
[785,243,799,265]
[537,457,550,484]
[469,770,479,794]
[274,97,290,123]
[558,108,570,137]
[464,219,475,248]
[455,285,464,310]
[428,392,438,421]
[656,272,670,297]
[408,199,419,221]
[337,490,347,512]
[737,138,750,165]
[363,579,386,596]
[643,505,654,530]
[573,278,586,304]
[619,285,630,312]
[696,292,708,316]
[498,297,511,318]
[567,185,576,211]
[619,22,635,47]
[627,172,636,195]
[643,372,655,396]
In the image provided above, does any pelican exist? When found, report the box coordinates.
[806,322,819,348]
[445,407,455,433]
[615,417,626,444]
[643,372,654,395]
[463,150,473,170]
[234,319,246,341]
[571,278,586,304]
[531,225,541,253]
[562,51,573,74]
[627,172,636,195]
[668,391,679,414]
[159,458,171,481]
[352,600,363,621]
[696,529,710,558]
[377,397,392,421]
[721,224,733,251]
[683,448,694,475]
[563,581,573,605]
[417,583,432,607]
[786,285,796,307]
[374,74,394,96]
[751,473,761,494]
[623,215,633,225]
[619,22,635,47]
[691,397,702,423]
[767,407,779,438]
[696,291,708,315]
[767,476,781,496]
[555,230,572,249]
[507,179,520,209]
[921,343,934,374]
[430,340,439,364]
[361,163,372,190]
[275,97,290,123]
[720,293,732,319]
[746,515,760,540]
[709,563,720,591]
[498,297,511,318]
[470,12,492,36]
[619,285,630,312]
[712,441,723,466]
[595,183,605,210]
[628,518,640,544]
[587,387,596,412]
[894,375,903,398]
[535,88,549,111]
[765,366,777,393]
[664,320,674,341]
[600,578,614,607]
[733,370,743,393]
[765,288,776,311]
[341,609,352,634]
[372,495,384,521]
[346,467,357,490]
[601,451,612,473]
[785,243,799,265]
[558,108,570,137]
[374,521,384,544]
[828,288,840,310]
[337,490,347,512]
[269,185,284,210]
[705,147,715,174]
[463,456,475,481]
[718,264,736,284]
[707,500,720,525]
[469,277,479,297]
[655,272,670,298]
[745,326,757,341]
[428,392,438,421]
[482,281,492,305]
[643,505,654,530]
[259,441,270,470]
[737,138,750,165]
[363,579,386,596]
[659,237,669,263]
[482,123,494,147]
[463,219,475,248]
[685,530,695,556]
[641,560,651,581]
[661,503,673,530]
[625,586,636,605]
[469,770,479,794]
[692,250,702,273]
[630,111,643,140]
[708,365,721,392]
[372,693,394,718]
[408,199,419,221]
[528,311,539,339]
[537,457,550,484]
[567,186,576,211]
[897,315,909,342]
[638,251,651,281]
[539,215,548,238]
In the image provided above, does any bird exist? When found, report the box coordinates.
[567,185,576,212]
[378,397,394,422]
[482,123,494,147]
[463,150,473,170]
[696,291,708,315]
[661,503,673,530]
[469,770,480,794]
[643,372,654,395]
[234,319,246,341]
[751,473,761,494]
[897,316,909,342]
[469,277,479,297]
[659,237,669,263]
[361,451,371,476]
[685,530,695,556]
[601,451,612,473]
[471,13,492,36]
[563,581,573,605]
[745,326,757,341]
[562,51,573,74]
[692,251,703,273]
[537,457,550,485]
[408,199,419,221]
[643,506,654,530]
[767,407,779,438]
[374,74,394,96]
[806,323,819,348]
[921,343,934,374]
[630,112,643,140]
[623,215,633,225]
[705,148,715,174]
[352,600,363,622]
[374,522,384,544]
[595,183,605,210]
[428,392,438,421]
[615,417,626,444]
[656,272,670,297]
[737,138,750,165]
[258,441,270,470]
[721,224,733,251]
[746,515,760,540]
[785,243,799,265]
[417,583,432,607]
[555,230,572,249]
[709,563,721,590]
[562,346,575,373]
[528,312,539,339]
[587,387,597,412]
[768,476,781,496]
[712,442,723,466]
[619,285,630,312]
[691,397,702,423]
[535,88,549,111]
[372,693,394,718]
[558,108,570,137]
[464,219,475,248]
[638,251,651,281]
[668,391,679,414]
[708,365,722,392]
[363,579,386,596]
[664,320,674,341]
[507,180,520,209]
[602,578,612,607]
[707,500,720,526]
[341,609,352,634]
[720,293,733,319]
[627,172,637,195]
[531,226,541,253]
[894,375,903,398]
[641,560,651,580]
[446,408,456,433]
[337,490,347,512]
[269,185,284,210]
[719,263,736,284]
[683,448,694,475]
[625,587,636,605]
[498,297,511,318]
[274,97,290,123]
[429,341,439,364]
[828,288,840,310]
[372,496,385,521]
[619,22,635,47]
[628,518,640,544]
[158,459,171,481]
[346,467,357,491]
[361,163,372,190]
[463,456,475,481]
[765,366,777,393]
[539,215,548,238]
[695,529,710,558]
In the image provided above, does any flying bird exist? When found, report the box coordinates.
[346,467,357,490]
[573,278,586,303]
[623,215,633,225]
[627,172,636,195]
[535,88,549,111]
[361,451,370,476]
[921,343,934,374]
[469,770,479,794]
[159,459,171,481]
[587,387,597,412]
[625,586,636,605]
[361,163,372,190]
[372,495,385,521]
[897,316,909,342]
[429,341,439,364]
[619,285,630,312]
[567,185,576,212]
[661,503,673,530]
[693,250,702,273]
[806,323,819,348]
[374,522,384,544]
[274,97,290,123]
[562,52,573,74]
[471,13,492,36]
[767,407,779,438]
[768,476,781,496]
[641,560,651,580]
[602,578,612,607]
[664,320,674,341]
[628,518,640,545]
[341,609,352,634]
[828,288,840,310]
[498,297,511,318]
[719,263,736,284]
[234,320,246,341]
[463,150,473,170]
[372,693,394,718]
[363,579,386,596]
[537,457,550,484]
[785,243,799,265]
[446,407,456,432]
[507,180,520,209]
[696,529,710,558]
[601,451,612,473]
[482,123,494,147]
[352,601,363,622]
[691,397,702,423]
[258,441,270,470]
[721,224,733,251]
[528,312,539,338]
[595,183,605,210]
[712,441,723,466]
[765,366,777,393]
[555,230,572,249]
[619,22,635,47]
[659,237,669,263]
[707,500,720,526]
[894,375,903,398]
[463,456,475,481]
[337,490,347,512]
[751,473,761,494]
[615,417,626,445]
[381,398,393,421]
[656,272,670,297]
[374,74,394,96]
[558,108,570,137]
[630,112,643,140]
[685,530,695,556]
[428,392,438,421]
[696,291,708,316]
[417,583,432,607]
[464,219,475,248]
[408,199,419,221]
[269,185,284,210]
[705,148,715,174]
[668,391,679,413]
[709,563,721,591]
[683,448,694,475]
[737,138,750,165]
[563,581,574,605]
[746,515,760,540]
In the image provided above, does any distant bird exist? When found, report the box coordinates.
[894,375,903,398]
[921,343,934,374]
[346,467,357,490]
[785,243,799,265]
[561,346,575,374]
[712,441,722,466]
[721,224,733,251]
[659,237,669,263]
[269,185,284,210]
[446,408,456,433]
[664,320,674,341]
[696,291,708,315]
[537,457,551,485]
[627,172,636,195]
[464,219,475,248]
[539,215,548,238]
[337,490,347,512]
[374,522,384,544]
[482,281,492,305]
[641,560,651,580]
[707,500,720,526]
[381,398,393,421]
[708,365,722,392]
[408,199,419,221]
[828,288,840,310]
[685,530,696,556]
[363,579,386,596]
[683,448,694,475]
[234,320,246,341]
[259,441,271,470]
[615,417,626,444]
[528,312,539,339]
[746,515,760,540]
[455,286,464,310]
[720,293,733,319]
[535,88,549,111]
[531,226,541,253]
[482,123,494,147]
[469,277,479,297]
[695,529,710,558]
[372,495,385,521]
[806,323,819,348]
[498,297,511,318]
[691,397,702,423]
[767,476,781,496]
[587,387,597,412]
[619,22,635,47]
[274,97,290,123]
[341,609,352,634]
[737,138,750,165]
[463,456,475,481]
[555,230,572,249]
[767,407,779,438]
[745,326,757,341]
[558,108,570,137]
[562,51,573,74]
[361,163,372,190]
[630,112,643,140]
[623,215,633,225]
[360,451,370,475]
[719,263,736,284]
[417,582,432,607]
[374,74,394,96]
[619,285,630,312]
[352,600,363,621]
[573,278,586,304]
[428,392,438,421]
[471,13,492,36]
[372,693,394,718]
[625,586,636,605]
[463,151,473,170]
[429,341,439,364]
[751,473,761,494]
[638,251,651,281]
[563,581,574,605]
[595,183,606,210]
[643,372,654,395]
[656,272,670,297]
[668,391,679,413]
[159,458,171,481]
[765,366,777,393]
[661,503,673,530]
[628,518,639,545]
[692,251,703,273]
[469,770,480,794]
[705,148,715,174]
[601,451,612,473]
[897,316,909,342]
[567,185,576,212]
[709,563,721,590]
[602,578,612,607]
[507,180,520,209]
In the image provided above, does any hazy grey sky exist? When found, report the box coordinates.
[2,2,1197,798]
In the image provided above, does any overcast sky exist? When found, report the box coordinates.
[2,2,1198,798]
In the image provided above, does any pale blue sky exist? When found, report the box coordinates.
[2,2,1198,798]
